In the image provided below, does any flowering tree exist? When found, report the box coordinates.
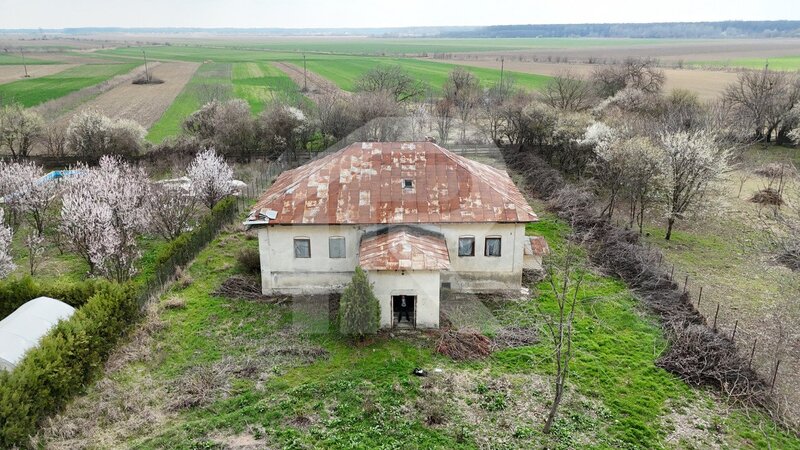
[66,110,147,158]
[60,156,150,281]
[0,160,60,235]
[0,103,44,160]
[0,209,14,278]
[187,148,233,209]
[659,130,730,240]
[148,183,197,240]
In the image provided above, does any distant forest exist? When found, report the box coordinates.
[441,21,800,39]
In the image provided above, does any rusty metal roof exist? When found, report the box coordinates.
[359,227,450,271]
[524,236,550,257]
[251,142,537,225]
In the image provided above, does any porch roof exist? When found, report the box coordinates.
[359,227,450,271]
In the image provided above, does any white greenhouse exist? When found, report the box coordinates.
[0,297,76,370]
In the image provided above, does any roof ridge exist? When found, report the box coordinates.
[431,143,534,216]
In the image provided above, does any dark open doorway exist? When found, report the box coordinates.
[392,295,416,329]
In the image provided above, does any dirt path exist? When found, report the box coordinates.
[423,58,740,100]
[273,61,348,103]
[52,61,200,130]
[0,64,77,85]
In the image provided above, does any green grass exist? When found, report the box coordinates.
[690,55,800,71]
[0,63,137,107]
[231,61,305,115]
[146,62,233,143]
[38,205,799,449]
[0,53,57,65]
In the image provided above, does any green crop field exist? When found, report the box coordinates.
[691,55,800,71]
[0,63,138,107]
[137,37,680,55]
[0,53,57,65]
[304,56,551,92]
[232,61,305,114]
[147,62,234,142]
[100,46,300,63]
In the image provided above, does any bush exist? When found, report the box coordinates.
[0,277,114,320]
[236,248,260,274]
[0,283,138,446]
[338,267,380,339]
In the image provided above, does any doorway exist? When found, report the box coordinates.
[392,295,416,329]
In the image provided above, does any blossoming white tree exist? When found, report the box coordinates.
[60,156,150,281]
[187,148,233,209]
[0,209,14,278]
[0,161,60,235]
[659,130,731,240]
[66,110,147,158]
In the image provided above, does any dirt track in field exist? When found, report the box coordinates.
[54,61,200,129]
[426,58,741,100]
[0,64,76,85]
[273,61,348,103]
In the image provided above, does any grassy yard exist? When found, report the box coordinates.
[34,208,799,448]
[0,63,138,107]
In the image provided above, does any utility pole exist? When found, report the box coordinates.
[21,50,29,78]
[142,50,150,82]
[303,53,308,91]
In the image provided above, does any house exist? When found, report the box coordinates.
[246,141,542,329]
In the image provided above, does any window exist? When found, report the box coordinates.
[402,179,413,189]
[485,237,502,257]
[294,238,311,258]
[458,236,475,257]
[329,236,346,259]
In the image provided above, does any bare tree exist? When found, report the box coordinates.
[540,241,585,434]
[41,124,68,157]
[0,209,13,278]
[355,64,424,103]
[315,91,356,142]
[433,98,454,145]
[444,67,481,142]
[723,67,800,144]
[148,184,197,240]
[0,103,44,159]
[67,110,146,158]
[541,70,594,112]
[591,58,665,98]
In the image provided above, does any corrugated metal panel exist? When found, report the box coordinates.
[359,227,450,271]
[524,236,551,257]
[251,142,538,225]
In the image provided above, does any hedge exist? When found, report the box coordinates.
[0,196,239,447]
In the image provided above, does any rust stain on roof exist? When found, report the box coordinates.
[524,236,551,257]
[359,227,450,271]
[251,142,537,225]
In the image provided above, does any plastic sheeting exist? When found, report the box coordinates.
[0,297,75,370]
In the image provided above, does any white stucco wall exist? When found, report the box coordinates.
[258,222,528,296]
[368,270,440,329]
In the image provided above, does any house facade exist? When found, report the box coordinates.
[246,142,540,329]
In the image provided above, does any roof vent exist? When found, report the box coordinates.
[402,179,414,189]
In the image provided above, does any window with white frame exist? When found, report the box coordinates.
[329,236,346,258]
[458,236,475,257]
[294,238,311,258]
[485,236,501,257]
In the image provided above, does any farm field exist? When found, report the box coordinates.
[0,62,138,107]
[690,55,800,71]
[0,63,76,85]
[146,62,234,142]
[0,53,56,64]
[53,61,200,131]
[430,58,742,99]
[32,209,800,449]
[232,61,305,114]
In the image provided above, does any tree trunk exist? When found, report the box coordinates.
[543,380,564,434]
[665,217,675,241]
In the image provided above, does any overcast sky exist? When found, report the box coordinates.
[2,0,799,29]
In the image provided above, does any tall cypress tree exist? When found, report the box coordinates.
[339,266,380,339]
